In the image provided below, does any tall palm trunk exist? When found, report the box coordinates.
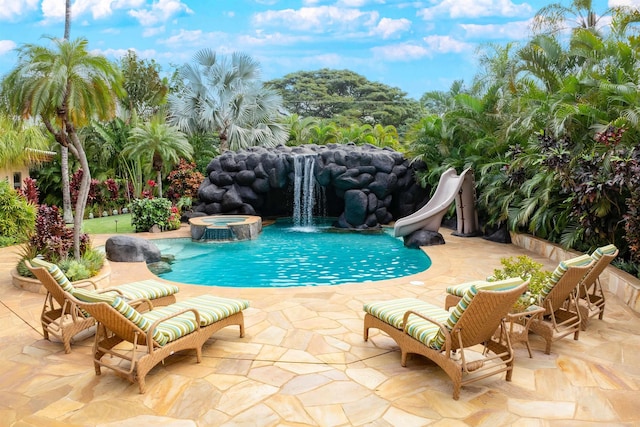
[61,0,73,224]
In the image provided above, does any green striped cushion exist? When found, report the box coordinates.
[143,295,250,345]
[445,280,489,297]
[479,277,526,291]
[403,305,452,350]
[364,298,451,350]
[364,298,432,329]
[110,297,167,345]
[446,277,524,297]
[30,258,74,292]
[425,285,478,349]
[113,280,180,300]
[592,244,617,261]
[72,288,116,304]
[540,254,593,299]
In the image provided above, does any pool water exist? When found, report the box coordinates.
[154,219,431,287]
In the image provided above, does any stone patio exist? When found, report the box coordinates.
[1,225,639,426]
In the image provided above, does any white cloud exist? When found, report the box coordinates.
[238,32,312,47]
[159,29,204,46]
[373,17,411,39]
[0,39,16,55]
[129,0,193,27]
[461,19,532,40]
[0,0,38,21]
[41,0,145,21]
[372,43,430,61]
[423,35,473,53]
[418,0,532,20]
[609,0,640,7]
[253,6,379,33]
[337,0,368,6]
[143,26,166,37]
[93,46,157,62]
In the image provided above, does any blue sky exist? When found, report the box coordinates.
[0,0,637,100]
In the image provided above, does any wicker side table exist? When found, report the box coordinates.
[506,305,545,358]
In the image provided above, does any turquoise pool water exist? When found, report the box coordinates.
[153,219,431,288]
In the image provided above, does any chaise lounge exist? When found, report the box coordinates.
[528,254,595,354]
[26,258,180,353]
[577,244,618,330]
[363,280,527,400]
[67,288,249,393]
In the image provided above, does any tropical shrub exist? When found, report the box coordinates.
[58,249,105,281]
[165,159,204,203]
[0,180,37,247]
[29,205,90,262]
[489,255,551,298]
[16,204,101,280]
[129,197,179,232]
[16,176,39,204]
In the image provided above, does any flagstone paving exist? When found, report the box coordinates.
[1,225,639,426]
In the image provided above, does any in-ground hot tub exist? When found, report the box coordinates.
[188,215,262,242]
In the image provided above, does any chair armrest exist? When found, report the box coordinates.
[74,280,98,290]
[129,298,154,312]
[402,310,452,353]
[146,308,202,353]
[95,288,124,296]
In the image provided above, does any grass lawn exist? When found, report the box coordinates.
[82,213,135,234]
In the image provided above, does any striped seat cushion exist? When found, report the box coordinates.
[143,295,250,345]
[540,254,593,299]
[30,258,74,292]
[364,298,451,349]
[110,296,167,344]
[72,288,116,304]
[104,280,180,301]
[591,244,617,261]
[72,287,167,344]
[446,277,524,297]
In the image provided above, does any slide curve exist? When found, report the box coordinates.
[393,167,471,237]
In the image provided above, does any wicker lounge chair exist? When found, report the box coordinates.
[444,277,526,310]
[26,258,179,353]
[528,254,595,354]
[66,289,249,393]
[363,280,527,400]
[577,244,618,330]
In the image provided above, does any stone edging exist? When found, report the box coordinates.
[11,260,112,294]
[510,232,640,314]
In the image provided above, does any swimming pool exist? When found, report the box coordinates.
[153,219,431,287]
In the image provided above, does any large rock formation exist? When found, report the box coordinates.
[194,143,428,229]
[105,236,161,263]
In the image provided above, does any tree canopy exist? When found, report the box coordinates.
[266,69,421,129]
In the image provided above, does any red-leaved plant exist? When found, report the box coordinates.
[30,205,90,262]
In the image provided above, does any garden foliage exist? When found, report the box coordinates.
[0,180,36,247]
[129,197,180,232]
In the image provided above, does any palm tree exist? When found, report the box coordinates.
[0,114,50,169]
[168,50,289,151]
[61,0,72,223]
[309,122,339,145]
[123,114,193,198]
[2,37,122,259]
[531,0,612,36]
[285,114,318,146]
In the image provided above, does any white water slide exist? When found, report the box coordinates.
[393,167,475,237]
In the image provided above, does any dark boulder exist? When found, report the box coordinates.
[403,229,445,248]
[105,235,162,263]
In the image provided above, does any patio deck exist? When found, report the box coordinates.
[1,225,639,426]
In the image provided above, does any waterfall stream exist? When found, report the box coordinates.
[293,155,318,227]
